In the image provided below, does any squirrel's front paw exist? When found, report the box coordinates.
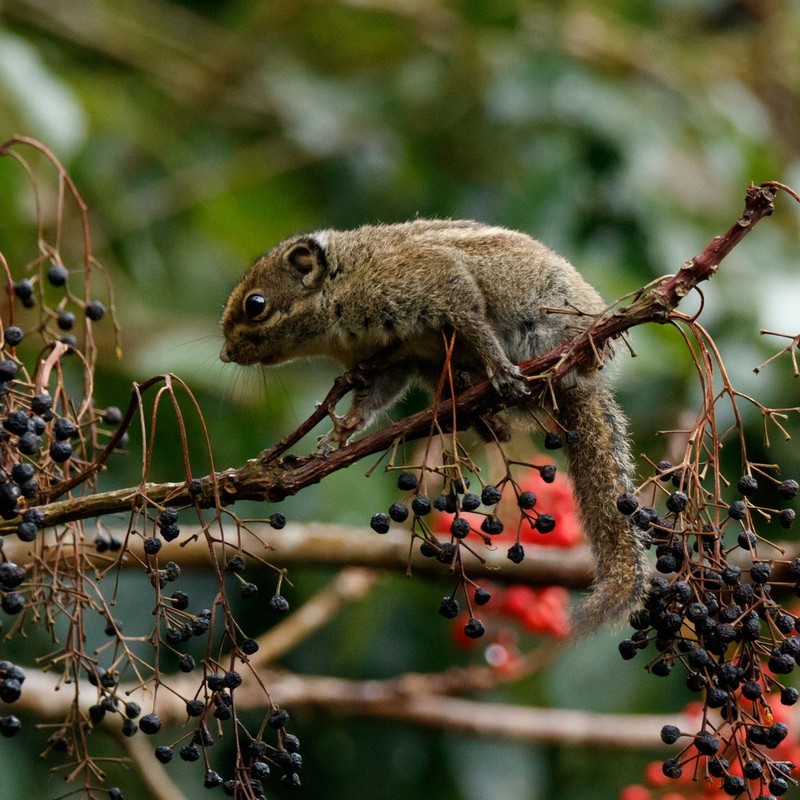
[490,365,530,401]
[316,410,365,453]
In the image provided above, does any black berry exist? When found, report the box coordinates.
[3,327,23,347]
[396,472,418,491]
[778,479,799,499]
[544,431,563,449]
[12,280,33,302]
[480,516,504,536]
[461,492,481,511]
[474,587,491,606]
[138,713,161,734]
[517,491,536,510]
[47,264,69,286]
[411,495,432,516]
[143,536,162,555]
[728,500,747,520]
[186,699,204,717]
[666,491,688,513]
[535,514,556,533]
[507,543,525,564]
[268,512,286,529]
[616,493,639,515]
[737,475,759,495]
[388,502,409,522]
[370,513,390,533]
[268,708,290,729]
[0,361,17,382]
[179,744,201,762]
[227,554,246,573]
[438,597,459,619]
[56,310,75,331]
[269,595,290,613]
[480,485,502,506]
[540,465,557,483]
[0,715,20,737]
[85,301,106,321]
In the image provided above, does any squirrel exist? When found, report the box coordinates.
[220,219,647,634]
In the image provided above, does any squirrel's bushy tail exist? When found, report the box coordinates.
[555,383,647,638]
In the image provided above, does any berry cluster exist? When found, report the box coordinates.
[141,690,301,796]
[0,660,24,738]
[369,438,570,642]
[619,462,799,798]
[0,258,121,544]
[225,545,290,610]
[0,141,300,799]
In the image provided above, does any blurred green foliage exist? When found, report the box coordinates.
[1,1,800,798]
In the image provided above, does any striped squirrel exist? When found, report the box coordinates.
[220,220,646,633]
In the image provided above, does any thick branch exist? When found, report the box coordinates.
[16,666,698,749]
[8,183,779,531]
[1,523,597,588]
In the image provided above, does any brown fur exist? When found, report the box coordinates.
[221,220,647,632]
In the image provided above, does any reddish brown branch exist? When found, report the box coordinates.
[3,182,784,531]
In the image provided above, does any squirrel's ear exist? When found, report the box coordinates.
[286,239,327,288]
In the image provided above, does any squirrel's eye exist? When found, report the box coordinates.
[244,293,267,320]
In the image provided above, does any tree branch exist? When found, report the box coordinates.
[4,182,781,532]
[0,522,597,588]
[15,665,701,750]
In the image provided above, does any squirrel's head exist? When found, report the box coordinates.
[220,234,329,366]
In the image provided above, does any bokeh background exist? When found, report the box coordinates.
[1,2,800,799]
